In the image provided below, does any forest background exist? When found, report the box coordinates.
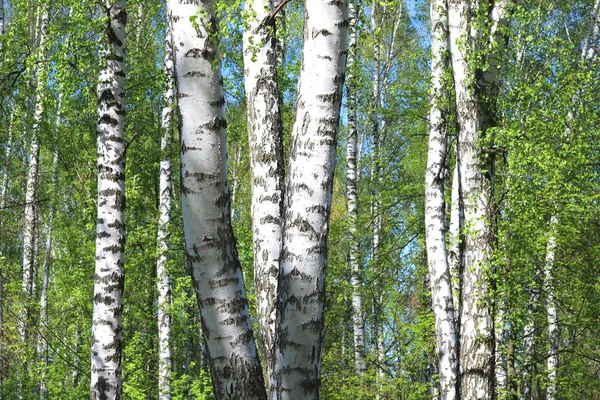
[0,0,599,399]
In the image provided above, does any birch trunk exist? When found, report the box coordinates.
[20,6,49,345]
[448,163,463,314]
[545,216,558,400]
[346,0,366,377]
[37,143,59,400]
[157,16,175,400]
[243,0,284,385]
[425,0,458,398]
[0,123,12,388]
[448,1,513,398]
[370,2,386,385]
[168,1,266,398]
[270,1,348,398]
[90,2,127,398]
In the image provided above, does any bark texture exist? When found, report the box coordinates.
[168,1,266,398]
[90,2,127,399]
[157,16,175,400]
[425,0,459,398]
[270,1,348,398]
[346,0,366,377]
[242,0,284,384]
[447,0,513,398]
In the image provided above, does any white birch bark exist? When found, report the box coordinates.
[425,0,459,398]
[370,2,386,386]
[243,0,284,385]
[447,163,463,314]
[448,0,513,398]
[270,1,348,398]
[168,1,266,398]
[545,216,558,400]
[157,16,175,400]
[90,2,127,398]
[20,6,49,345]
[346,0,366,377]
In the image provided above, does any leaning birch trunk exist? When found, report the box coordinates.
[156,17,175,400]
[20,6,49,345]
[425,0,459,398]
[346,0,366,377]
[544,216,559,400]
[242,0,284,385]
[90,2,127,398]
[448,0,513,397]
[167,1,267,398]
[270,2,348,398]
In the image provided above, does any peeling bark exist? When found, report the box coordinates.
[168,1,266,398]
[90,2,127,399]
[270,1,348,398]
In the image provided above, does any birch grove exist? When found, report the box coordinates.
[0,0,599,398]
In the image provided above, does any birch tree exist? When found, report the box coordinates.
[346,0,366,377]
[20,4,49,345]
[156,15,175,400]
[242,0,284,383]
[270,1,349,398]
[447,0,513,397]
[425,0,458,398]
[90,2,127,398]
[168,0,266,398]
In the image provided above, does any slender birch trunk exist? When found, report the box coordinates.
[447,163,463,314]
[37,145,58,400]
[544,216,558,400]
[168,1,266,398]
[243,0,284,385]
[448,1,513,398]
[425,0,459,398]
[90,2,127,398]
[270,1,348,398]
[0,116,12,386]
[20,6,49,345]
[369,2,386,386]
[346,0,366,377]
[156,17,175,400]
